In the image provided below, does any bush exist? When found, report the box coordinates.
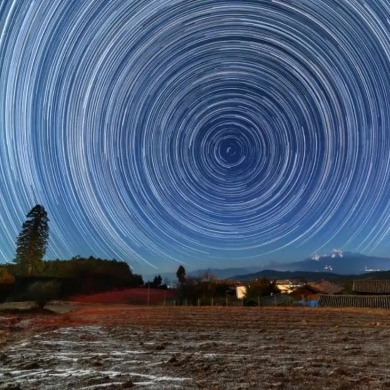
[0,268,16,303]
[0,267,15,284]
[27,281,60,308]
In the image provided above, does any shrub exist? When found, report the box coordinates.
[0,267,15,284]
[27,281,60,308]
[0,268,15,303]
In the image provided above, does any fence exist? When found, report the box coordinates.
[318,295,390,308]
[150,294,293,307]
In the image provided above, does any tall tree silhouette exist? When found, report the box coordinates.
[176,265,186,285]
[14,205,49,275]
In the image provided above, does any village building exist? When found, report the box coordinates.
[318,280,390,308]
[352,280,390,294]
[276,279,304,294]
[289,280,344,302]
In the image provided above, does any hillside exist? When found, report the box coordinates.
[229,269,390,283]
[229,270,343,282]
[68,287,176,305]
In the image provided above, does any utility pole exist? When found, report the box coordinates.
[147,282,150,305]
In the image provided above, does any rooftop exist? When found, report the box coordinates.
[352,280,390,294]
[307,280,344,295]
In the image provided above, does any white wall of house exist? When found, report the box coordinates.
[236,286,247,299]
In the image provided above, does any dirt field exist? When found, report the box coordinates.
[2,306,390,389]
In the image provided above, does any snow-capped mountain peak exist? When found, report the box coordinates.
[311,253,320,261]
[331,249,344,258]
[311,249,344,260]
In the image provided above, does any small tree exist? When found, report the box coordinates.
[27,281,60,309]
[179,276,199,305]
[176,265,186,285]
[14,205,49,275]
[152,275,162,288]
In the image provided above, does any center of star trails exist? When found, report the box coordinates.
[219,137,244,166]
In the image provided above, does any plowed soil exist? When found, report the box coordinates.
[1,306,390,389]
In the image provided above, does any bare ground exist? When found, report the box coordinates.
[1,306,390,389]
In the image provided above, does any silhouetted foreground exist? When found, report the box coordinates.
[1,257,144,303]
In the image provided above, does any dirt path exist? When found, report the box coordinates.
[1,306,390,389]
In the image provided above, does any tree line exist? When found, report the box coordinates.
[0,205,143,303]
[174,265,280,304]
[0,204,280,306]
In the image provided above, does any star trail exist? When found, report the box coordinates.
[1,0,390,272]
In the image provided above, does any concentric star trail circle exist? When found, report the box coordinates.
[1,0,390,269]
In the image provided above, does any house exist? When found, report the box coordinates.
[290,280,344,302]
[308,280,345,295]
[316,280,390,308]
[276,279,304,294]
[352,280,390,294]
[289,285,319,301]
[235,285,247,299]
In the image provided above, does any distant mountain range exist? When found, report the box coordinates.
[143,267,263,284]
[229,269,390,283]
[266,250,390,275]
[228,270,343,282]
[143,250,390,284]
[188,267,263,279]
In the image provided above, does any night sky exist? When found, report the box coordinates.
[1,0,390,274]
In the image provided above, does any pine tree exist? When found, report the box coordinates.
[14,205,49,275]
